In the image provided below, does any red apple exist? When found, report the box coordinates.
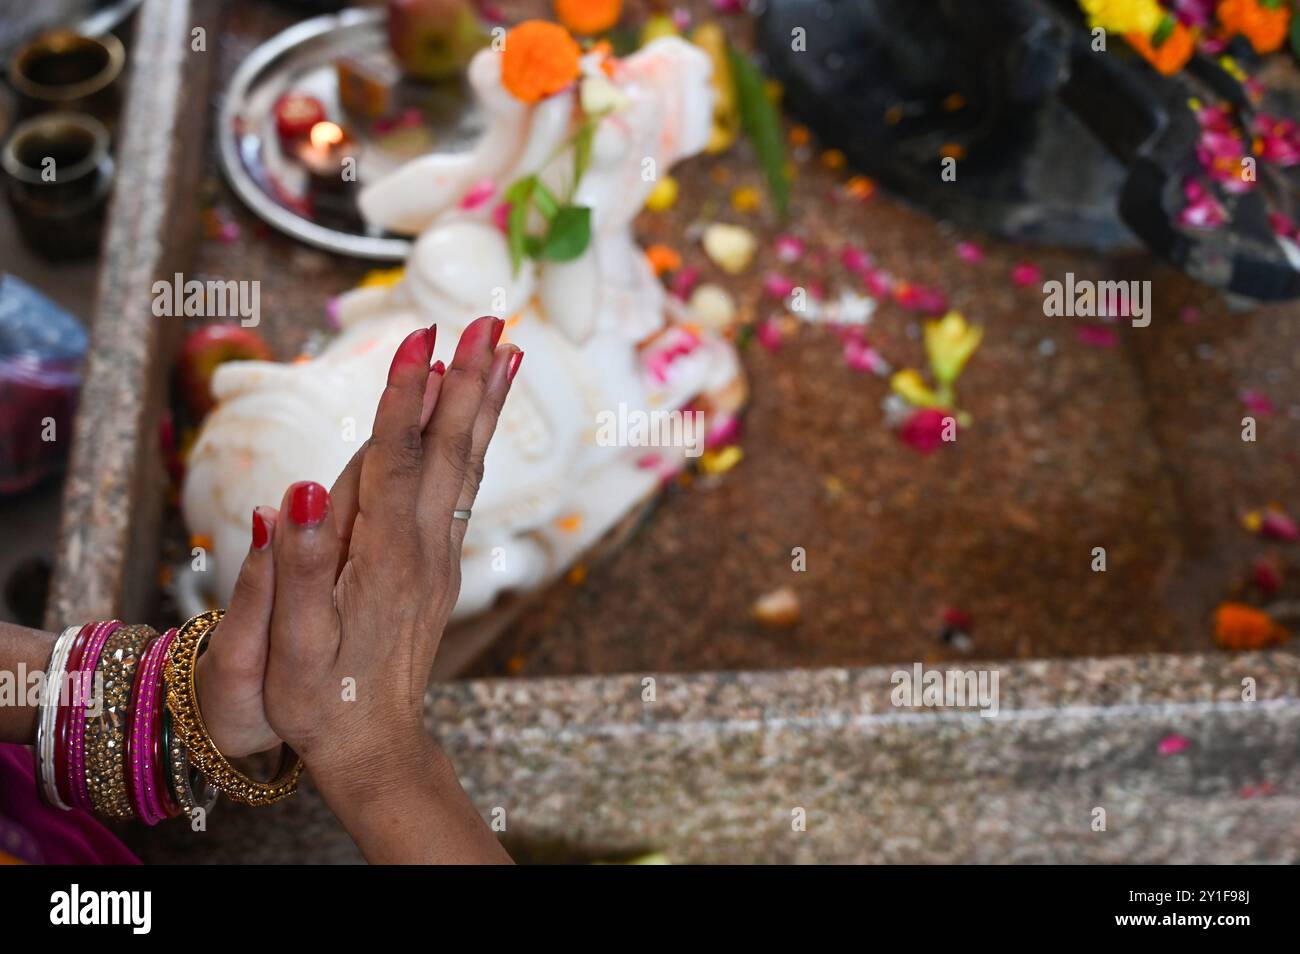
[177,324,273,420]
[387,0,487,82]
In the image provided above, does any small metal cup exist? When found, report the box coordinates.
[7,31,125,127]
[1,112,114,261]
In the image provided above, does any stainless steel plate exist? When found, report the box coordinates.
[217,7,484,261]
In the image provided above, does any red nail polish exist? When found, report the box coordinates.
[388,328,431,382]
[288,481,328,528]
[431,359,446,375]
[251,509,270,549]
[489,317,505,349]
[507,349,524,382]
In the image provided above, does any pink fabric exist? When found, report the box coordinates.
[0,743,140,865]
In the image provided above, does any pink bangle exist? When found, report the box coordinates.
[127,628,175,825]
[68,620,119,812]
[151,629,181,819]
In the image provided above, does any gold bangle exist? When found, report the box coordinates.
[164,609,303,806]
[85,624,156,819]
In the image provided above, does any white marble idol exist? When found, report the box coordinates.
[182,38,746,620]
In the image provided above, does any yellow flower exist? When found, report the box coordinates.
[358,267,405,288]
[645,175,679,212]
[890,369,945,408]
[924,310,983,387]
[1079,0,1163,34]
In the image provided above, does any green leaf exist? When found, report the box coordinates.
[1292,2,1300,60]
[541,206,592,262]
[1151,14,1174,48]
[504,175,536,204]
[727,46,790,218]
[572,120,596,195]
[507,200,529,274]
[533,181,561,219]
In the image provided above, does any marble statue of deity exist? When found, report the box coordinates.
[181,37,747,620]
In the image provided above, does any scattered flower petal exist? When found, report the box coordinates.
[773,233,805,263]
[1213,601,1290,650]
[1252,558,1282,597]
[1158,733,1191,756]
[1011,262,1041,287]
[762,272,796,299]
[730,185,762,212]
[898,407,954,454]
[1077,325,1119,348]
[702,222,758,274]
[699,444,744,475]
[645,175,680,212]
[752,585,800,628]
[688,283,737,330]
[1240,389,1275,417]
[458,179,497,211]
[756,316,783,352]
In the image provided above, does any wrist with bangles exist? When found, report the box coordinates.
[33,609,300,823]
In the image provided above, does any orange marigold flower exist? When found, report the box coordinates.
[645,244,682,275]
[554,0,623,35]
[1126,20,1196,75]
[1217,0,1290,54]
[500,20,582,104]
[1213,602,1290,650]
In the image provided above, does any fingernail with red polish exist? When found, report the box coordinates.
[507,349,524,382]
[489,317,505,349]
[288,481,328,528]
[251,508,271,549]
[430,359,446,375]
[388,328,431,382]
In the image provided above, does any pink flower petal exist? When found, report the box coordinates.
[756,316,783,353]
[1011,262,1041,288]
[705,412,742,448]
[1240,389,1275,417]
[773,234,805,263]
[762,273,796,299]
[955,241,984,263]
[844,338,887,374]
[898,407,952,454]
[1157,733,1191,756]
[491,201,511,232]
[1260,509,1300,542]
[459,179,497,211]
[840,245,873,275]
[1077,325,1119,348]
[670,265,700,301]
[1253,558,1282,597]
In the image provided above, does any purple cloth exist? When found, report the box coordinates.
[0,743,140,864]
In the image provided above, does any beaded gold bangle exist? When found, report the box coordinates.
[164,609,303,806]
[84,624,156,819]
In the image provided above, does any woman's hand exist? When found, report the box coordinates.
[253,316,517,862]
[195,325,460,761]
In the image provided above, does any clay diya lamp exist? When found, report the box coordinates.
[296,120,359,221]
[7,31,125,129]
[1,112,114,261]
